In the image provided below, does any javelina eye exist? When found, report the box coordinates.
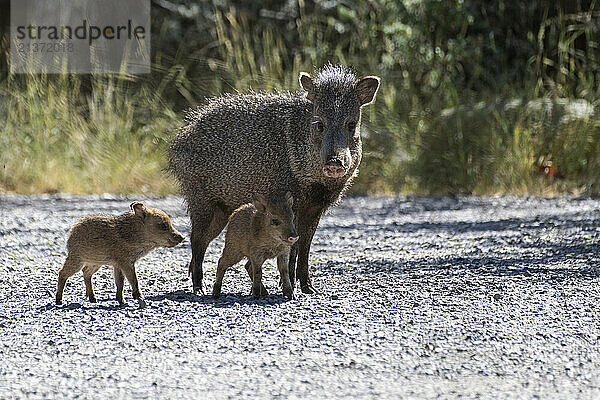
[313,120,324,133]
[271,218,281,226]
[159,222,170,231]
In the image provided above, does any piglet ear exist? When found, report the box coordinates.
[253,195,267,213]
[285,191,294,207]
[130,202,147,219]
[299,72,316,102]
[355,76,380,106]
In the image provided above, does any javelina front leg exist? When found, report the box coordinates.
[287,245,298,286]
[56,254,83,305]
[244,261,268,295]
[114,267,125,305]
[250,257,265,297]
[119,263,146,307]
[296,215,321,294]
[189,229,209,295]
[277,253,294,299]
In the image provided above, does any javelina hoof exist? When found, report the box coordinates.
[283,290,294,300]
[55,299,63,305]
[193,285,204,295]
[260,285,268,296]
[301,284,318,294]
[248,284,268,296]
[137,298,147,308]
[251,287,262,298]
[250,285,269,296]
[89,296,97,303]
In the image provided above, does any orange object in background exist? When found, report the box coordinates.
[538,161,565,179]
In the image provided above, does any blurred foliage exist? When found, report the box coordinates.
[0,74,178,194]
[1,0,599,194]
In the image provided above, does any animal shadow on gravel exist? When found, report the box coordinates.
[40,301,136,312]
[322,212,600,236]
[341,238,600,281]
[146,290,290,307]
[323,208,600,280]
[353,257,600,280]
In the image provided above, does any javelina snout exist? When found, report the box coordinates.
[287,225,299,244]
[288,235,299,244]
[322,156,349,179]
[168,231,185,247]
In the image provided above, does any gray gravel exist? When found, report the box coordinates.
[1,194,600,399]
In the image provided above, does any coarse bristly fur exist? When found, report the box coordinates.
[55,202,184,307]
[212,192,298,299]
[169,63,380,294]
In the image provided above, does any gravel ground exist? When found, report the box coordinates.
[1,194,600,399]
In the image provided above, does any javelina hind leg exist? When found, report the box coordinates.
[212,249,243,298]
[244,261,268,295]
[82,265,101,303]
[114,267,125,305]
[56,254,84,305]
[189,206,227,294]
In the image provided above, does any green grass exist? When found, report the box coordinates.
[0,74,180,194]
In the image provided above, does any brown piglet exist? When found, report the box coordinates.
[56,202,184,307]
[212,192,298,300]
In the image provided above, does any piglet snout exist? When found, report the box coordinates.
[168,232,185,247]
[288,236,299,244]
[174,233,184,243]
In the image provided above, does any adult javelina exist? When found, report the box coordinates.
[169,64,380,294]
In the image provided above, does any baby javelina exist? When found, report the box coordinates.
[56,202,184,307]
[212,192,299,299]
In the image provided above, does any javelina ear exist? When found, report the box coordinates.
[355,76,380,106]
[254,195,268,213]
[130,202,147,219]
[285,191,294,207]
[299,72,316,102]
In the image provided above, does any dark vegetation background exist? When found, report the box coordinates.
[0,0,598,195]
